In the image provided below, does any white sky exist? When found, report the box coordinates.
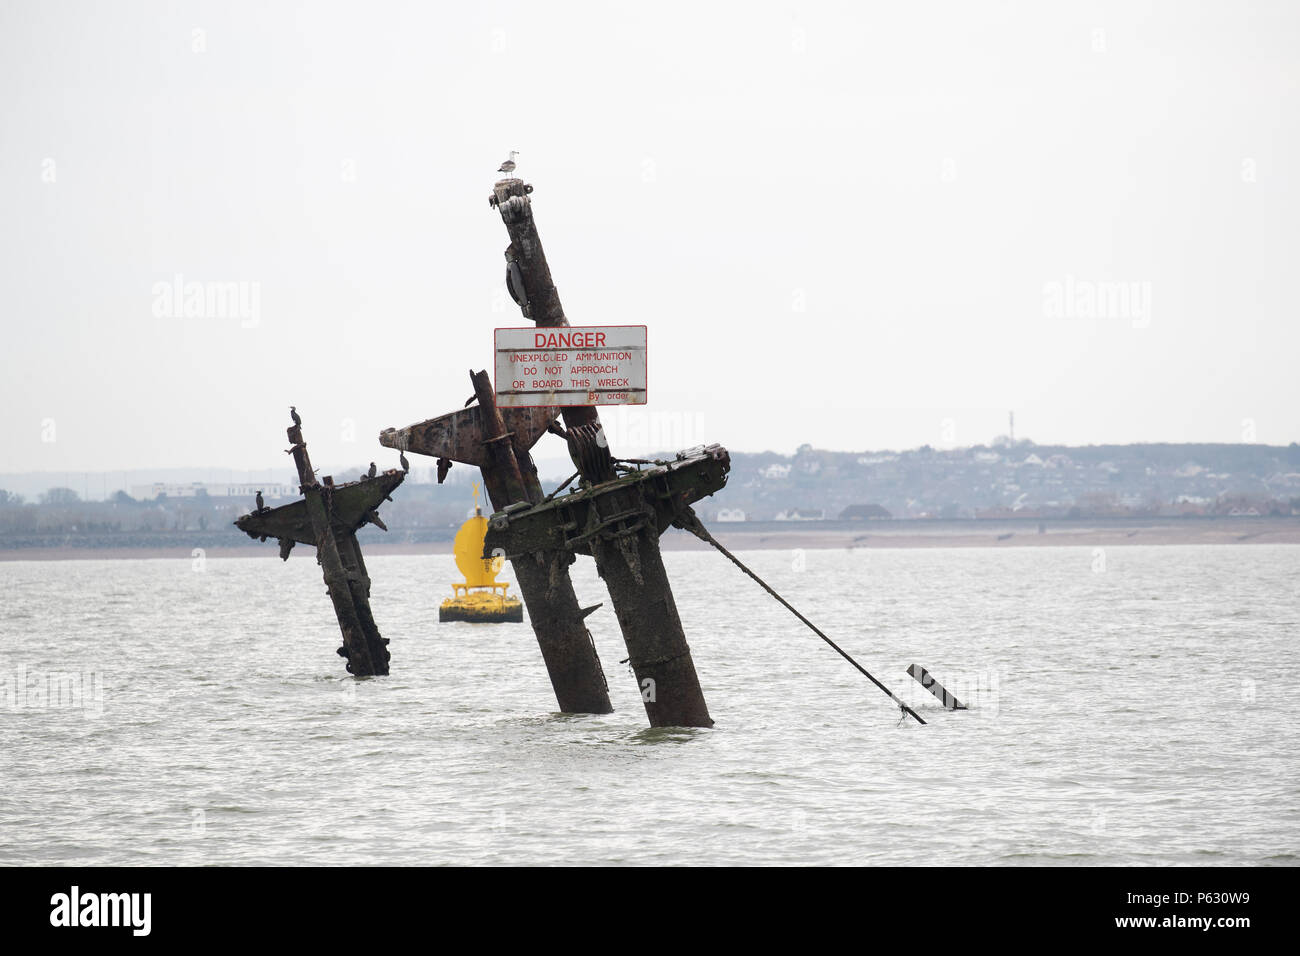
[2,0,1296,474]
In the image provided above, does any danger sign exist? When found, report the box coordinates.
[494,325,647,408]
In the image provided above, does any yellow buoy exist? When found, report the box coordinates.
[439,484,524,623]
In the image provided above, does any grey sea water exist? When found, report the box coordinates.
[1,544,1297,866]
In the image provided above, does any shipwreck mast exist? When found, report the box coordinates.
[487,178,715,727]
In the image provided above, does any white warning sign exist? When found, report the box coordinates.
[494,325,647,408]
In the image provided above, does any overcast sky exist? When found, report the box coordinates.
[2,0,1296,476]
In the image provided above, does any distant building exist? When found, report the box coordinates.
[759,464,791,480]
[839,503,891,520]
[715,508,747,522]
[774,508,825,521]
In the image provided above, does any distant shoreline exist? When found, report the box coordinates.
[1,516,1297,561]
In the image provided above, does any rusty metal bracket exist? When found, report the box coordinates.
[483,444,730,562]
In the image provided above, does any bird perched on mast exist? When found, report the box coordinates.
[367,462,377,478]
[497,150,519,177]
[290,406,301,427]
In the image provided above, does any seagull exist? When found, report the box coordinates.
[399,450,410,472]
[255,490,265,512]
[497,150,519,177]
[290,406,301,427]
[367,462,376,478]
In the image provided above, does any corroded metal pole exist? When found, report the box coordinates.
[468,370,612,712]
[491,178,600,434]
[288,422,389,676]
[568,426,713,727]
[600,525,712,727]
[469,369,532,506]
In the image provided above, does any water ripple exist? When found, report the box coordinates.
[1,545,1297,864]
